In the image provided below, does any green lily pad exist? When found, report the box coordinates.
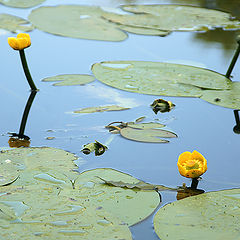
[200,81,240,109]
[0,14,34,33]
[72,168,161,226]
[28,5,128,41]
[0,147,79,179]
[127,122,165,129]
[0,185,132,240]
[154,188,240,240]
[120,127,177,143]
[42,74,95,86]
[91,61,230,97]
[74,105,130,114]
[0,160,19,187]
[0,0,45,8]
[103,5,240,32]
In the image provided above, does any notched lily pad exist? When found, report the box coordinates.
[0,0,46,8]
[200,82,240,109]
[74,105,129,114]
[154,188,240,240]
[103,4,240,32]
[42,74,95,86]
[92,61,231,97]
[0,14,34,33]
[28,5,128,41]
[81,141,108,156]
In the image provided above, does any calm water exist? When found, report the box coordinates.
[0,0,240,239]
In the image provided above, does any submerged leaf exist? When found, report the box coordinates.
[28,5,128,41]
[120,127,177,143]
[42,74,95,86]
[74,105,129,114]
[103,5,240,32]
[154,188,240,240]
[0,14,34,33]
[0,0,45,8]
[92,61,230,97]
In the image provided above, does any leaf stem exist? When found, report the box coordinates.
[225,36,240,79]
[19,49,37,91]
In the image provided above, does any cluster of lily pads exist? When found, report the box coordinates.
[2,1,240,240]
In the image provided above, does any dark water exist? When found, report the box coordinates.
[1,0,240,239]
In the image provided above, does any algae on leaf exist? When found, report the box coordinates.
[103,4,240,32]
[42,74,95,86]
[28,5,128,41]
[0,14,34,33]
[154,188,240,240]
[92,61,230,97]
[0,0,45,8]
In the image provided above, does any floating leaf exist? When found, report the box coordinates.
[0,184,132,240]
[0,160,19,187]
[0,14,34,33]
[28,5,128,41]
[81,141,108,156]
[200,82,240,109]
[42,74,95,86]
[0,0,45,8]
[0,147,79,179]
[74,105,129,114]
[92,61,230,97]
[103,5,240,32]
[154,188,240,240]
[127,122,165,129]
[120,127,177,143]
[97,177,176,191]
[72,168,161,226]
[150,99,175,114]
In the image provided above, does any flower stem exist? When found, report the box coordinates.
[190,178,199,189]
[225,35,240,79]
[19,49,37,91]
[18,90,37,138]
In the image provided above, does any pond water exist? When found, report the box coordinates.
[0,0,240,239]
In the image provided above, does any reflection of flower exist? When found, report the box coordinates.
[8,33,31,50]
[177,150,207,178]
[8,137,30,148]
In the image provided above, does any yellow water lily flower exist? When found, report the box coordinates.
[8,33,31,50]
[177,150,207,178]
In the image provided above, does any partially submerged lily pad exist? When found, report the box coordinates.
[42,74,95,86]
[0,0,45,8]
[28,5,128,41]
[74,105,129,114]
[91,61,230,97]
[200,81,240,109]
[103,5,240,32]
[154,188,240,240]
[0,184,132,240]
[81,141,108,156]
[0,14,34,33]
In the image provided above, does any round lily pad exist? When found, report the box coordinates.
[103,4,240,32]
[154,188,240,240]
[91,61,230,97]
[0,14,34,33]
[42,74,95,86]
[28,5,128,41]
[0,0,45,8]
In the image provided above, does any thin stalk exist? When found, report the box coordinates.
[190,178,199,190]
[18,91,37,138]
[19,49,37,91]
[225,37,240,79]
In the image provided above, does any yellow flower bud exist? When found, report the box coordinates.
[177,150,207,178]
[8,33,31,50]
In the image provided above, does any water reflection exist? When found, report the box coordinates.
[8,90,37,147]
[176,186,205,200]
[233,110,240,134]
